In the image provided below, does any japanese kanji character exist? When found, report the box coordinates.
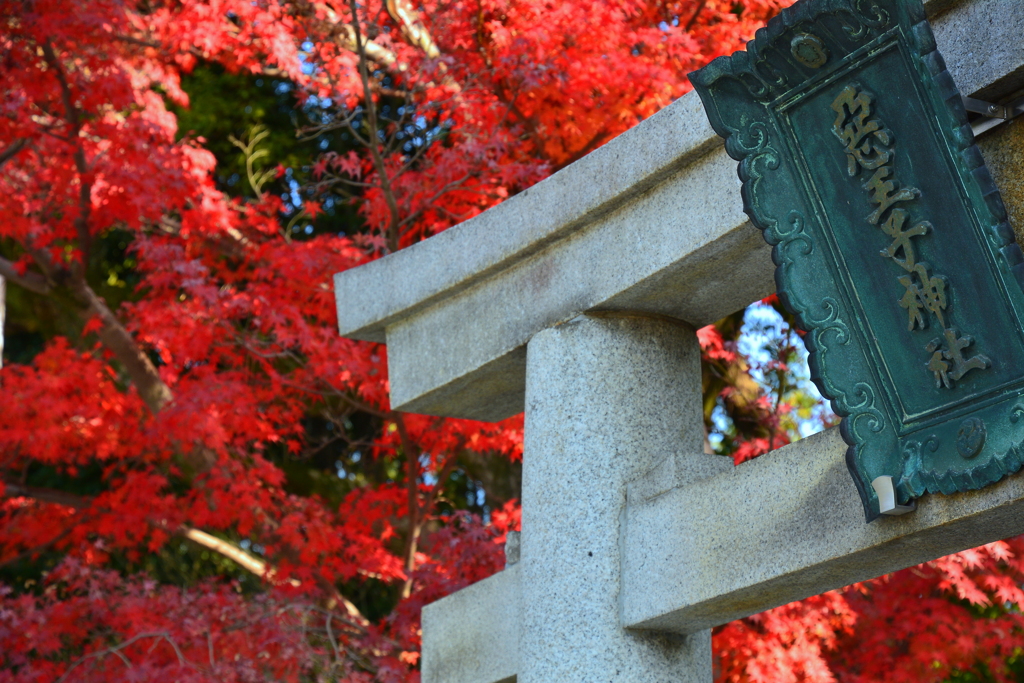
[927,345,953,389]
[880,209,930,271]
[898,266,946,331]
[926,328,991,389]
[864,165,919,225]
[831,85,893,176]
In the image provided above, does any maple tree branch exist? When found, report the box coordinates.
[157,214,253,259]
[64,272,174,414]
[386,0,441,58]
[297,107,362,142]
[315,576,370,626]
[394,414,421,598]
[55,632,187,683]
[0,255,50,295]
[390,126,442,179]
[425,449,460,514]
[324,612,344,662]
[179,529,375,626]
[41,41,93,264]
[393,417,460,600]
[266,374,391,419]
[295,3,399,68]
[2,482,87,509]
[111,33,163,50]
[181,528,283,580]
[114,32,289,79]
[347,0,403,252]
[0,523,79,570]
[182,529,369,625]
[397,174,472,228]
[334,391,390,419]
[0,481,370,624]
[337,24,399,67]
[473,0,493,67]
[0,137,28,170]
[25,245,171,414]
[494,79,558,168]
[685,0,709,31]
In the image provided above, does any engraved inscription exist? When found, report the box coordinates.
[831,86,892,175]
[927,328,988,389]
[831,84,991,388]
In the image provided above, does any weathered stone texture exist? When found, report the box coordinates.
[980,117,1024,246]
[933,0,1024,101]
[521,315,720,682]
[623,426,1024,634]
[421,564,520,683]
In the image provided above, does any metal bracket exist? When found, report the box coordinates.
[871,476,917,516]
[963,95,1024,136]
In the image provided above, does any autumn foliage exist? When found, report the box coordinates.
[3,0,1024,681]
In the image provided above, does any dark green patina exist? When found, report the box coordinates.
[690,0,1024,521]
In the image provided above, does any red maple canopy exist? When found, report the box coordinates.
[3,1,1024,681]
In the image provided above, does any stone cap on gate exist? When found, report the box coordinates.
[333,0,1019,423]
[333,91,719,346]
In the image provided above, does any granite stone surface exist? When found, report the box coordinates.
[980,118,1024,245]
[421,564,520,683]
[932,0,1024,102]
[520,315,717,683]
[622,427,1024,634]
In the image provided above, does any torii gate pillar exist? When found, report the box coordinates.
[520,314,726,682]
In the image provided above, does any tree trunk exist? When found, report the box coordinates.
[0,274,5,371]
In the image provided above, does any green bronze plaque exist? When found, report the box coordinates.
[690,0,1024,521]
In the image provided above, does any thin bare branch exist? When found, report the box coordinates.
[325,613,343,662]
[55,632,185,683]
[394,415,421,598]
[397,174,472,228]
[347,0,404,252]
[426,449,460,512]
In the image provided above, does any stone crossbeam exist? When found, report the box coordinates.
[421,565,519,683]
[623,428,1024,633]
[422,425,1024,683]
[334,0,1024,422]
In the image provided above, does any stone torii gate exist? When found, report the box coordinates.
[333,0,1024,680]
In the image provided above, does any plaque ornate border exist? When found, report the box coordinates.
[691,0,1024,520]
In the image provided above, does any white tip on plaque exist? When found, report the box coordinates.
[871,475,916,516]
